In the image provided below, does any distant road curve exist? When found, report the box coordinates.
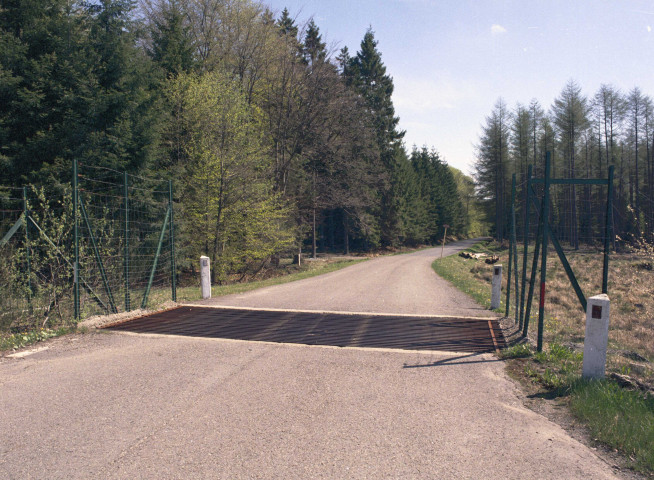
[196,238,496,317]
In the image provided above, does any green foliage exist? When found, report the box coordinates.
[474,98,511,241]
[528,343,583,390]
[500,343,532,359]
[344,28,408,247]
[277,8,298,38]
[0,326,71,351]
[0,0,162,183]
[449,166,489,236]
[570,380,654,472]
[147,0,195,76]
[409,147,467,242]
[1,1,473,296]
[166,71,294,283]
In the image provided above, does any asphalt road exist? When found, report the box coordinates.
[0,240,622,479]
[196,239,495,317]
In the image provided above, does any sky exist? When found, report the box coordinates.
[263,0,654,175]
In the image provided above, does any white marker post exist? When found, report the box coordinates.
[490,264,502,310]
[582,294,611,379]
[200,256,211,299]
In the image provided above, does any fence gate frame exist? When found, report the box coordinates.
[72,159,177,321]
[506,152,614,352]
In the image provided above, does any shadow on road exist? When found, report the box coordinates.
[402,352,505,368]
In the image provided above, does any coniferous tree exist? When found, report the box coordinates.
[345,28,406,246]
[146,0,195,76]
[474,98,511,241]
[302,19,326,65]
[511,103,531,179]
[277,7,298,38]
[551,80,589,248]
[0,0,162,182]
[0,0,91,182]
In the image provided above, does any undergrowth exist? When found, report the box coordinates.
[0,326,73,351]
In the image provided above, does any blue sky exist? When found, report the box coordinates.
[264,0,654,174]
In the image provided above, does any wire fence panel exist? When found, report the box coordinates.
[77,163,175,318]
[0,187,31,331]
[0,166,175,333]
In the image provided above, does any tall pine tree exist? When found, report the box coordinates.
[345,29,406,246]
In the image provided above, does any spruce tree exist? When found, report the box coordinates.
[345,29,406,246]
[302,19,326,65]
[148,0,195,76]
[277,8,298,38]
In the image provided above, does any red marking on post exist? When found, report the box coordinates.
[539,282,546,308]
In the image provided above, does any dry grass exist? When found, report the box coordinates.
[493,243,654,386]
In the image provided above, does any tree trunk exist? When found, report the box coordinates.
[343,210,349,255]
[312,207,317,258]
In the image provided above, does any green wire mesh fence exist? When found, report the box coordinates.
[0,164,176,333]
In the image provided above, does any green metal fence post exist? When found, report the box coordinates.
[169,180,176,303]
[537,152,551,352]
[505,174,516,317]
[23,186,32,314]
[519,165,532,329]
[523,193,542,338]
[78,194,118,314]
[124,172,130,312]
[73,159,80,321]
[602,166,614,294]
[512,186,519,325]
[141,207,171,309]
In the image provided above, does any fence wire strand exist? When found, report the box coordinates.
[0,167,175,332]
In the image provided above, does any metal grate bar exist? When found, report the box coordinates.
[103,307,505,353]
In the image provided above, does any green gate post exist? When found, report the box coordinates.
[602,166,614,294]
[23,187,32,314]
[519,165,533,329]
[79,194,118,314]
[141,207,170,309]
[522,193,543,338]
[537,153,551,352]
[505,174,516,317]
[512,187,519,325]
[73,159,80,321]
[169,180,176,302]
[124,172,130,312]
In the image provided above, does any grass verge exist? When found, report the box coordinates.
[570,380,654,472]
[0,326,77,352]
[431,239,503,312]
[434,240,654,475]
[504,342,654,474]
[177,258,366,302]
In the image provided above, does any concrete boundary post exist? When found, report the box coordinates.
[491,264,502,310]
[200,256,211,299]
[582,294,610,379]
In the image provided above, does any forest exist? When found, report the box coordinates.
[475,80,654,248]
[0,0,476,284]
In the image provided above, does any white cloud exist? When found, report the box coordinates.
[491,24,507,35]
[648,25,652,32]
